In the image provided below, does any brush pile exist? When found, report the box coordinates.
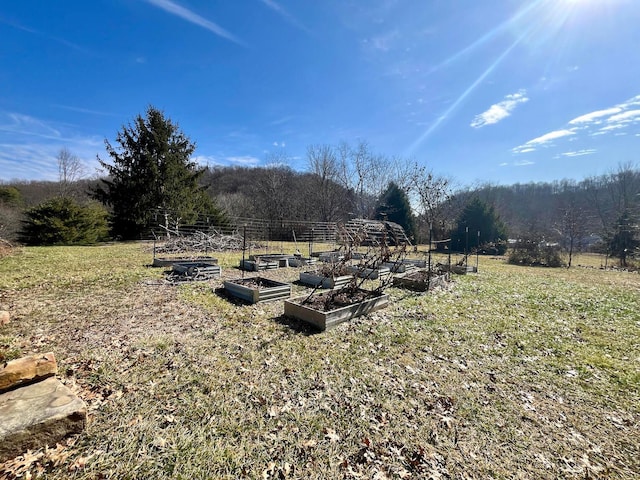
[153,230,259,254]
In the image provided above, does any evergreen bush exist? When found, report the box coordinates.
[19,197,110,245]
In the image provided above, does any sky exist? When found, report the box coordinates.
[1,0,640,187]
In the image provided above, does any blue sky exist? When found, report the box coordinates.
[1,0,639,186]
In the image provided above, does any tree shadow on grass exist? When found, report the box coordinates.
[212,286,251,306]
[212,284,321,335]
[271,313,323,336]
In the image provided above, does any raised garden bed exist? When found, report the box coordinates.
[170,262,221,281]
[284,289,389,330]
[345,265,391,280]
[299,271,353,289]
[223,277,291,304]
[382,261,418,273]
[249,254,292,268]
[401,258,427,268]
[316,251,344,263]
[152,256,218,268]
[240,259,279,271]
[450,265,469,275]
[392,269,449,291]
[288,256,317,268]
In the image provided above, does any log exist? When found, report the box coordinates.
[0,352,58,393]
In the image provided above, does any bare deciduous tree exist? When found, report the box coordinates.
[254,151,295,226]
[411,165,451,242]
[335,140,406,219]
[307,144,346,222]
[57,147,86,198]
[555,191,586,268]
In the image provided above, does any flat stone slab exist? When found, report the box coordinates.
[0,377,87,462]
[0,352,57,392]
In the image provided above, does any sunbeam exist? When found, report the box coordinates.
[407,0,596,154]
[406,27,533,155]
[427,0,547,75]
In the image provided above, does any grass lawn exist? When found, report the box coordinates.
[0,243,638,479]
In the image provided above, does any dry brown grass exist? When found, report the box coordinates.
[0,238,15,259]
[0,243,638,479]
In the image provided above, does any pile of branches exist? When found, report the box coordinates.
[154,229,255,254]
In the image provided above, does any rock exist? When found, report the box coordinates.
[0,310,9,325]
[0,377,87,462]
[0,352,57,393]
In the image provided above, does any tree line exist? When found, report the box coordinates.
[452,166,640,266]
[0,106,638,266]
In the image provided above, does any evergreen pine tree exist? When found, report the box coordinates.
[452,197,507,254]
[94,106,226,239]
[375,182,416,240]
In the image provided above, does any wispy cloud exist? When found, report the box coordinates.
[512,93,640,157]
[0,113,62,140]
[568,107,622,125]
[623,94,640,107]
[496,160,535,167]
[406,29,527,154]
[471,90,528,128]
[0,143,63,181]
[259,0,310,33]
[607,109,640,124]
[0,111,104,181]
[512,129,576,153]
[566,95,640,137]
[52,104,118,117]
[144,0,245,46]
[0,17,90,54]
[514,160,534,166]
[528,129,576,144]
[561,149,596,157]
[598,124,626,132]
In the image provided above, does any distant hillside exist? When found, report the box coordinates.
[447,165,640,249]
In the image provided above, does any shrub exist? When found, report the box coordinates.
[19,197,110,245]
[508,238,564,267]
